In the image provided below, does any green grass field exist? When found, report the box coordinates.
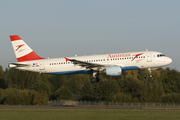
[0,110,180,120]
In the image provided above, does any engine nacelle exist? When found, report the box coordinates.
[105,66,122,76]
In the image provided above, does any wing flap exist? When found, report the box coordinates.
[65,57,109,71]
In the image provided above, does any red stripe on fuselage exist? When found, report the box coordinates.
[10,35,22,41]
[131,53,143,61]
[17,51,44,62]
[64,57,70,62]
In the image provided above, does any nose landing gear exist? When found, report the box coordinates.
[148,68,152,77]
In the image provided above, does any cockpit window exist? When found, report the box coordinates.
[157,54,165,57]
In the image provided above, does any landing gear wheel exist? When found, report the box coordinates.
[91,77,100,82]
[91,77,96,82]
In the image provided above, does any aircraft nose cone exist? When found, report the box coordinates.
[167,57,172,65]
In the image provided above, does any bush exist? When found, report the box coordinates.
[55,86,72,100]
[0,89,5,104]
[96,80,121,101]
[141,80,164,102]
[33,81,51,95]
[109,92,132,102]
[162,93,180,103]
[4,88,35,105]
[33,91,48,105]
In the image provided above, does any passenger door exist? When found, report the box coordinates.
[147,52,152,62]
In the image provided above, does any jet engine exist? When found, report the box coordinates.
[105,66,122,76]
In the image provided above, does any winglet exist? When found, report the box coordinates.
[64,57,70,62]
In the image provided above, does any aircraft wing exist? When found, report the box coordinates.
[65,57,108,71]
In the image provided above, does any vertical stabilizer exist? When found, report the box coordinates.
[9,35,43,62]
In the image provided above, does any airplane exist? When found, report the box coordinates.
[9,35,172,81]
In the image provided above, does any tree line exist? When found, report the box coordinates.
[0,66,180,105]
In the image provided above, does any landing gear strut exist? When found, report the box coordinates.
[91,72,100,82]
[148,68,152,77]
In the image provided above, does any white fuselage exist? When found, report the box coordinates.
[9,51,172,75]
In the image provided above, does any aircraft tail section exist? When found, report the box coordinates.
[9,35,43,62]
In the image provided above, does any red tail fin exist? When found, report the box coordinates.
[10,35,44,62]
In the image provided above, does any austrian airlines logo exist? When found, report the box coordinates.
[64,57,70,62]
[16,44,25,51]
[131,53,143,61]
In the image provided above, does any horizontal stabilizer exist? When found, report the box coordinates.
[9,63,31,68]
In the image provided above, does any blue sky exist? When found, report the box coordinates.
[0,0,180,71]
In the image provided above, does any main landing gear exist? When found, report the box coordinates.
[91,72,100,82]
